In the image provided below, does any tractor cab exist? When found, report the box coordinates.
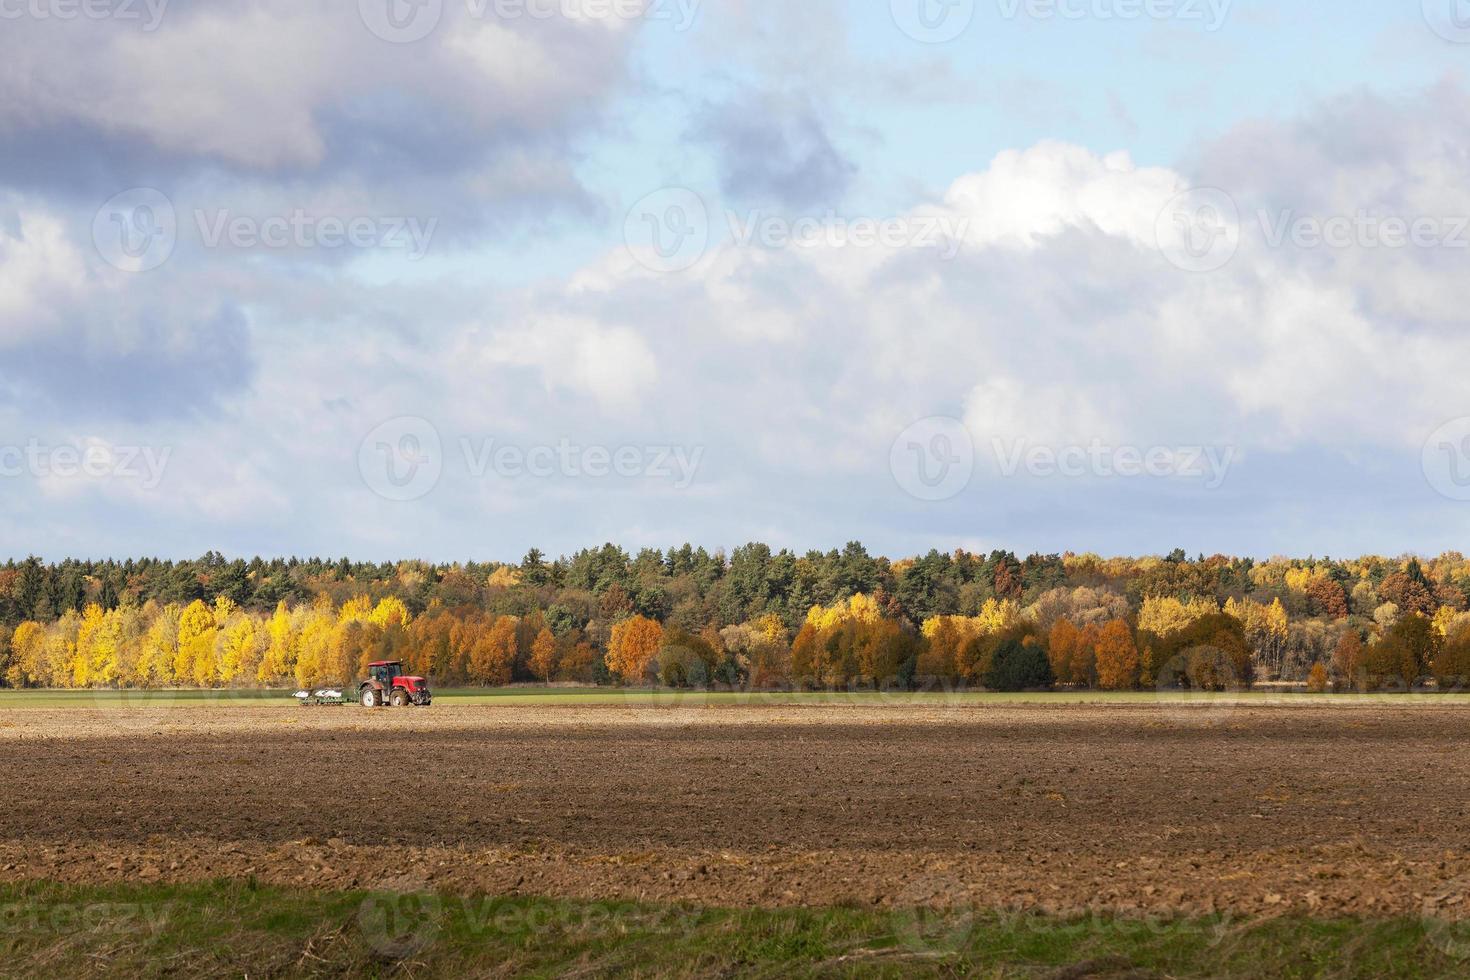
[368,660,403,687]
[359,660,432,707]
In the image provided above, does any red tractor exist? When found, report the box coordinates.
[359,660,432,708]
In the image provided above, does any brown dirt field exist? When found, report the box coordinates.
[3,701,1470,919]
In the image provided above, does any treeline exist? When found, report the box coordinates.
[2,547,1470,691]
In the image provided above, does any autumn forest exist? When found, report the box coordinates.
[2,546,1468,693]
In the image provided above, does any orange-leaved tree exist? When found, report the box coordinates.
[605,615,663,684]
[468,616,518,686]
[558,638,598,683]
[1072,623,1100,688]
[1093,619,1140,691]
[1331,630,1365,692]
[1047,619,1079,686]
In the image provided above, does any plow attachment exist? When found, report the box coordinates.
[293,690,348,706]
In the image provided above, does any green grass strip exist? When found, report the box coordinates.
[1,878,1468,978]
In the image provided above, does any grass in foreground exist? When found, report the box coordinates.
[1,879,1468,978]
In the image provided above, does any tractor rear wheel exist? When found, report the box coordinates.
[390,689,408,708]
[361,687,378,708]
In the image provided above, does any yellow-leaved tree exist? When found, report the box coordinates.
[1284,567,1314,594]
[7,622,44,688]
[752,613,787,646]
[73,604,109,687]
[1139,596,1219,636]
[257,602,295,683]
[918,616,962,683]
[807,594,882,631]
[369,596,411,630]
[529,627,557,683]
[923,600,1023,646]
[487,565,521,589]
[338,595,374,625]
[217,615,262,685]
[42,613,80,688]
[1433,605,1462,638]
[292,603,336,688]
[176,600,217,687]
[138,606,180,687]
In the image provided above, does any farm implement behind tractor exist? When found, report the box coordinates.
[294,689,348,706]
[293,660,432,708]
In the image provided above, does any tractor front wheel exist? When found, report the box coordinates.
[361,687,378,708]
[390,689,408,708]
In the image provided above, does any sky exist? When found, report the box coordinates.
[3,0,1470,562]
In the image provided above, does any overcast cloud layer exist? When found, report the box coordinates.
[3,1,1470,560]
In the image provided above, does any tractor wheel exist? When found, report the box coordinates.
[361,687,378,708]
[390,689,408,708]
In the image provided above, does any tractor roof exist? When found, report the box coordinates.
[367,660,404,667]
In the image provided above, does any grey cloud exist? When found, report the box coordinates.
[691,94,856,208]
[1191,82,1470,211]
[1190,81,1470,327]
[0,0,641,431]
[0,302,253,423]
[0,3,637,236]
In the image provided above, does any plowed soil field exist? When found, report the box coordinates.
[4,699,1469,919]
